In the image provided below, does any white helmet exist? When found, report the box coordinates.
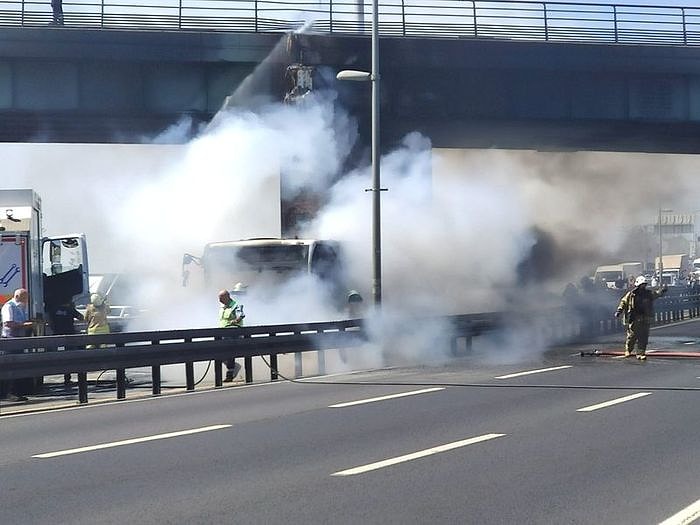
[347,290,363,303]
[90,293,105,306]
[231,282,247,294]
[634,276,647,287]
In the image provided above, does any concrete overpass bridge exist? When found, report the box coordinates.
[1,0,700,152]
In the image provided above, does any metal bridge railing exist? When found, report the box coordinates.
[0,0,697,47]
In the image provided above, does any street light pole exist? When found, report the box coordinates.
[659,207,664,284]
[370,0,381,306]
[337,0,382,307]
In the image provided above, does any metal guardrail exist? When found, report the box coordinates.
[0,0,697,47]
[568,289,700,337]
[0,312,503,403]
[1,295,698,405]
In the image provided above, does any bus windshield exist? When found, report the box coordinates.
[205,244,310,273]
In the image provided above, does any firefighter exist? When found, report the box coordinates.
[218,287,245,382]
[85,293,110,349]
[615,276,667,360]
[340,290,363,363]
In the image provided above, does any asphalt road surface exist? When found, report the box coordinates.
[2,325,700,524]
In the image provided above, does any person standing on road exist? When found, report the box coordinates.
[48,300,83,336]
[47,300,84,383]
[85,293,110,349]
[218,286,245,382]
[1,288,34,402]
[50,0,64,25]
[615,276,667,360]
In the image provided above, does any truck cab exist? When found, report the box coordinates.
[0,189,89,327]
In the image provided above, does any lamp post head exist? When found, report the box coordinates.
[336,70,372,82]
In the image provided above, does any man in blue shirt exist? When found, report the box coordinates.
[1,288,34,402]
[1,288,33,338]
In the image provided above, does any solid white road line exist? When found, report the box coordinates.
[658,497,700,525]
[32,424,232,459]
[328,387,445,408]
[331,433,506,476]
[495,365,572,380]
[576,392,652,413]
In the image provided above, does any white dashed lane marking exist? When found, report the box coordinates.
[494,365,572,380]
[658,496,700,525]
[328,388,444,408]
[33,424,232,458]
[576,392,652,413]
[331,433,506,476]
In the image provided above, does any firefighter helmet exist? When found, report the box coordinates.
[347,290,363,303]
[231,282,247,294]
[90,293,105,306]
[635,276,647,287]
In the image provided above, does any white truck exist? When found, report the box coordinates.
[594,262,643,289]
[692,257,700,276]
[655,254,690,286]
[0,189,89,329]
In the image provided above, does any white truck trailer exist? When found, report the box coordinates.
[594,262,643,289]
[655,254,690,286]
[0,189,89,328]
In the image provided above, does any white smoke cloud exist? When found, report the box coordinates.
[6,57,700,370]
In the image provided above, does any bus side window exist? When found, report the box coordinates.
[311,244,337,281]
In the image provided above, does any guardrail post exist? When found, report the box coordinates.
[179,0,183,29]
[613,5,618,43]
[295,352,302,377]
[101,0,105,28]
[682,8,687,46]
[329,0,333,33]
[244,356,253,383]
[185,362,195,390]
[116,368,126,399]
[543,3,548,41]
[318,349,326,375]
[254,0,258,32]
[214,360,223,387]
[270,354,278,381]
[473,1,477,37]
[78,372,88,404]
[152,365,161,395]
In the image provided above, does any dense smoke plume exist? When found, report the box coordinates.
[5,45,700,367]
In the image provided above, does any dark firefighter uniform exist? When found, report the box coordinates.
[615,277,667,360]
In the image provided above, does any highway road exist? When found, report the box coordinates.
[2,328,700,524]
